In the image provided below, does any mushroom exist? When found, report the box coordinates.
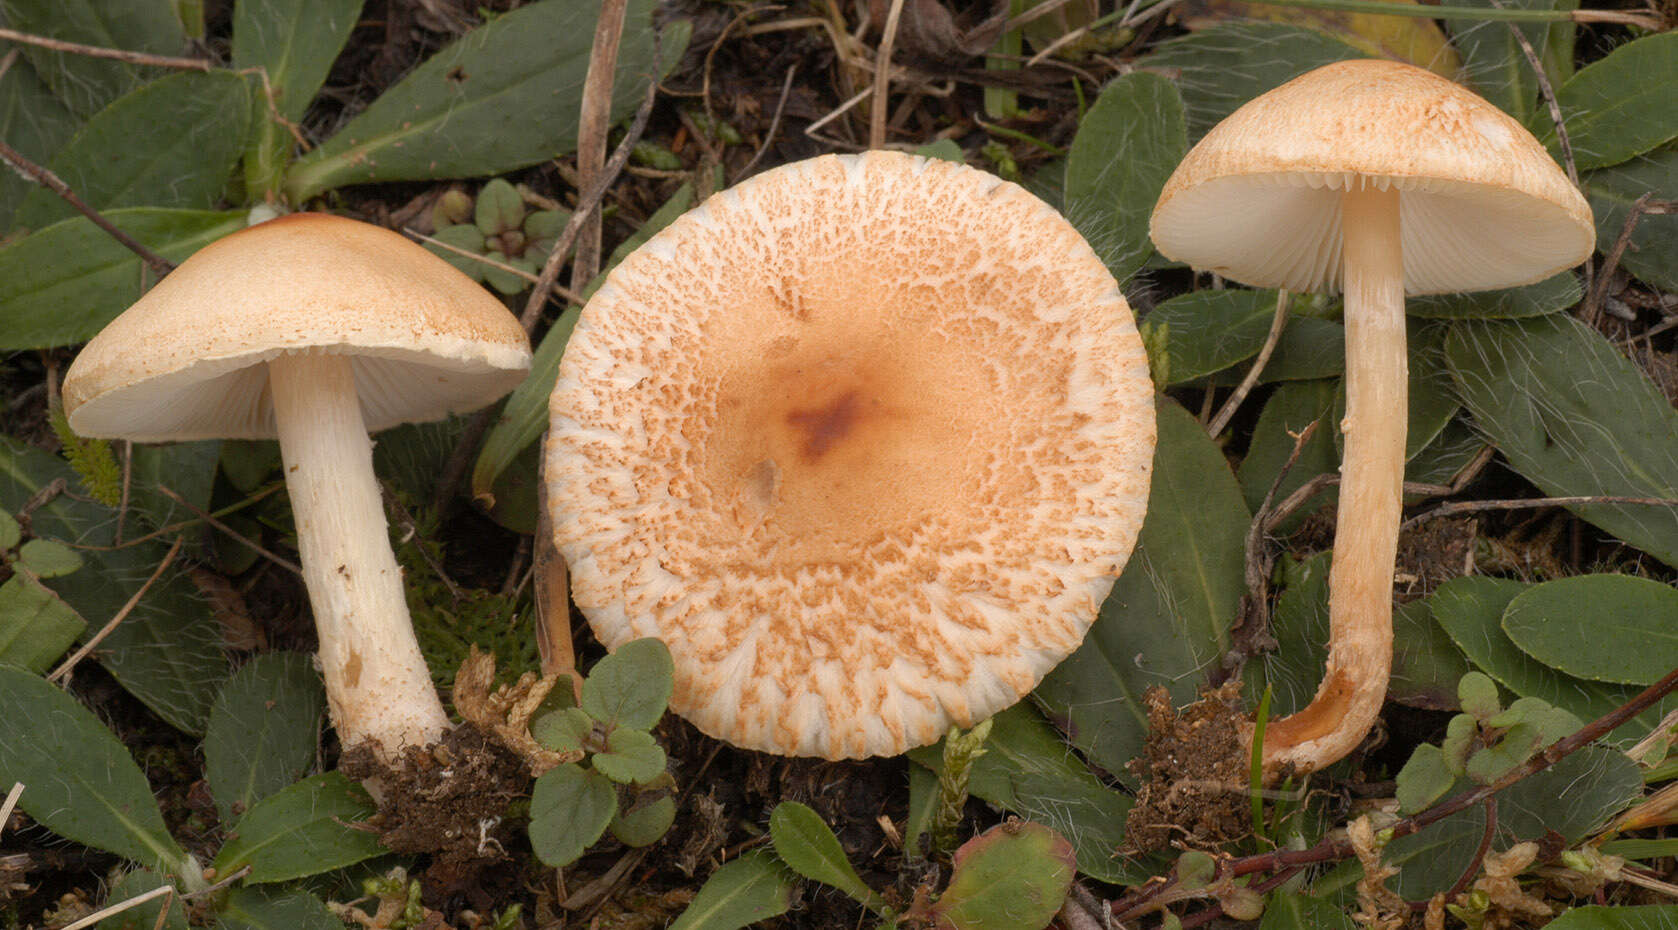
[546,150,1156,760]
[1149,59,1594,776]
[63,213,532,764]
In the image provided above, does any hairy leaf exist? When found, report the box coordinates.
[216,886,343,930]
[1532,31,1678,170]
[0,0,186,117]
[232,0,361,194]
[203,652,325,824]
[769,802,886,910]
[1584,150,1678,293]
[212,773,383,882]
[0,575,86,673]
[1502,575,1678,685]
[669,851,796,930]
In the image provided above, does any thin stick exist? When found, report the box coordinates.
[0,782,22,831]
[572,0,628,294]
[0,139,174,276]
[870,0,908,149]
[1586,195,1677,325]
[1207,289,1289,437]
[401,227,586,304]
[736,63,799,181]
[49,536,185,684]
[0,26,213,70]
[56,885,176,930]
[155,485,301,575]
[1400,494,1678,532]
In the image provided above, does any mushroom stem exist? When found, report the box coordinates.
[270,352,451,763]
[1262,185,1405,775]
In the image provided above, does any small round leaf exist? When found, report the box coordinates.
[610,794,675,847]
[582,638,674,731]
[529,763,616,868]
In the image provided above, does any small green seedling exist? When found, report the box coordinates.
[527,638,677,867]
[426,178,570,295]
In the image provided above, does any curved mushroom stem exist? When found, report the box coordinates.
[270,352,452,764]
[1261,185,1405,776]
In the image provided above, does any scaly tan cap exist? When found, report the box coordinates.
[64,212,531,441]
[1150,59,1594,294]
[547,150,1156,760]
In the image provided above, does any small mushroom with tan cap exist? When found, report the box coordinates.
[546,150,1157,760]
[1149,59,1594,777]
[63,212,532,765]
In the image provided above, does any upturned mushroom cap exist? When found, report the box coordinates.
[63,212,532,441]
[1150,58,1594,294]
[547,151,1155,760]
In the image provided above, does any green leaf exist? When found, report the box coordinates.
[1390,599,1475,711]
[471,179,697,508]
[1427,577,1670,738]
[1036,397,1246,782]
[1236,379,1339,530]
[283,0,689,201]
[0,53,81,229]
[923,822,1074,930]
[669,851,796,930]
[1138,23,1364,140]
[0,575,85,673]
[0,437,229,734]
[610,794,675,847]
[99,868,187,930]
[1542,907,1678,930]
[203,652,325,825]
[12,71,251,231]
[529,763,617,868]
[1064,72,1187,284]
[769,801,887,911]
[1498,746,1642,843]
[582,637,674,731]
[1459,671,1502,719]
[0,508,18,550]
[474,178,525,235]
[0,208,246,350]
[213,772,383,883]
[1585,149,1678,292]
[1442,0,1574,121]
[1396,744,1456,814]
[1407,273,1582,320]
[1260,890,1355,930]
[915,139,965,163]
[232,0,361,195]
[531,707,595,755]
[0,666,192,873]
[592,727,666,784]
[1248,553,1331,716]
[1146,288,1281,386]
[426,224,489,281]
[0,0,186,117]
[1533,31,1678,171]
[1501,575,1678,685]
[912,703,1143,885]
[216,886,343,930]
[1312,804,1486,902]
[1446,314,1678,567]
[130,440,221,536]
[16,539,83,578]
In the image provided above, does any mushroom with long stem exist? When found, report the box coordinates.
[1150,59,1595,777]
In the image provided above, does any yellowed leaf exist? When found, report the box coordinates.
[1176,0,1463,77]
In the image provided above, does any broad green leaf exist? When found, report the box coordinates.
[216,887,342,930]
[1497,745,1642,843]
[1442,0,1575,121]
[1396,744,1456,814]
[1312,804,1486,902]
[592,727,666,785]
[912,703,1143,884]
[1261,890,1355,930]
[0,666,192,874]
[1146,288,1281,386]
[283,0,689,201]
[100,868,187,930]
[1502,575,1678,685]
[1407,273,1581,320]
[1235,380,1338,530]
[1532,32,1678,171]
[0,0,186,117]
[1585,150,1678,292]
[472,180,698,508]
[0,577,84,673]
[610,793,676,846]
[130,440,221,535]
[1427,577,1669,738]
[1544,907,1678,930]
[668,851,796,930]
[1393,600,1476,710]
[769,801,886,910]
[13,71,251,230]
[1138,23,1364,140]
[0,508,17,549]
[582,637,674,731]
[0,53,81,229]
[1064,72,1187,284]
[0,208,246,350]
[1243,315,1345,383]
[232,0,361,195]
[0,437,229,734]
[1175,0,1459,76]
[1249,554,1333,716]
[927,822,1075,930]
[529,763,617,868]
[16,539,82,577]
[213,772,382,882]
[1036,398,1246,782]
[203,652,325,824]
[1446,315,1678,567]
